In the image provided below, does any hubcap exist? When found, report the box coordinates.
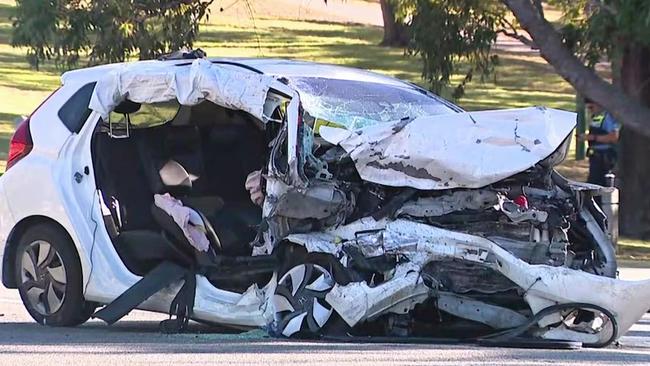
[273,263,334,337]
[19,240,67,316]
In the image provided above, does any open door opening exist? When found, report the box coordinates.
[90,99,278,292]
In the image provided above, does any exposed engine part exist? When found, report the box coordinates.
[397,190,498,218]
[273,182,351,220]
[495,193,548,223]
[422,261,517,294]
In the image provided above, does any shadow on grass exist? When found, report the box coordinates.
[0,4,14,44]
[0,111,22,122]
[0,131,10,159]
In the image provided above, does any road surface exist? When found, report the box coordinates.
[1,267,649,365]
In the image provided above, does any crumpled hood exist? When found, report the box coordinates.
[319,107,575,190]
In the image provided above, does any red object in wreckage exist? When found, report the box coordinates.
[514,195,529,209]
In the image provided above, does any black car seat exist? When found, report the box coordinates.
[135,108,225,219]
[135,106,259,256]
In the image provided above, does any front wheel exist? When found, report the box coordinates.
[272,263,335,337]
[15,224,95,326]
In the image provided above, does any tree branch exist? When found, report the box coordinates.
[503,0,650,138]
[498,29,537,48]
[497,16,537,49]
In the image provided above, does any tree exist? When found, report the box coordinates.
[501,0,650,239]
[379,0,409,46]
[404,0,504,96]
[11,0,214,69]
[387,0,649,239]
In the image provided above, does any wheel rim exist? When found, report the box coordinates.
[19,240,67,316]
[273,263,334,337]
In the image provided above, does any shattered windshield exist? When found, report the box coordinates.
[290,77,458,130]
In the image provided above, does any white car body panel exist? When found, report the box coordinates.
[0,181,16,278]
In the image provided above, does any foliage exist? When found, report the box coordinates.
[11,0,214,70]
[384,0,650,98]
[549,0,650,67]
[398,0,505,97]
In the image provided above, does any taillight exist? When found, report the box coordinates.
[6,118,33,170]
[5,87,59,171]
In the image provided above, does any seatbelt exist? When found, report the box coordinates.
[93,261,195,333]
[160,271,196,334]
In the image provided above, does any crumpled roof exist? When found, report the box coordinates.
[89,58,277,121]
[319,107,576,190]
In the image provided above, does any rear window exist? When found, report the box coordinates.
[58,82,96,133]
[110,100,181,128]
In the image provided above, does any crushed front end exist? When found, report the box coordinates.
[258,95,650,347]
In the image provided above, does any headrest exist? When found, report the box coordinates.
[159,160,193,195]
[114,100,141,115]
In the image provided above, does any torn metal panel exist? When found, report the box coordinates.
[287,216,650,343]
[285,233,341,255]
[580,208,617,277]
[89,58,286,122]
[319,107,576,190]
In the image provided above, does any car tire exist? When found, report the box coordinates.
[14,224,95,326]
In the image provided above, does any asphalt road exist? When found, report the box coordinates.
[1,268,650,366]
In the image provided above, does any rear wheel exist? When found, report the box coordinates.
[15,224,95,326]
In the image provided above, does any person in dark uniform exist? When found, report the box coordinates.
[577,98,621,187]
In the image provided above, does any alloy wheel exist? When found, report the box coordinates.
[18,240,67,316]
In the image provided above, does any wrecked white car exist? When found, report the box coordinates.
[1,53,647,348]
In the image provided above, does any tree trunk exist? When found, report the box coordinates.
[379,0,408,47]
[503,0,650,139]
[619,43,650,239]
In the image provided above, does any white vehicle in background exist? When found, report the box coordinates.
[1,51,649,347]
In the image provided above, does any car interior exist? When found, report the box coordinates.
[91,99,276,291]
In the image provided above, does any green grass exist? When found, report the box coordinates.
[618,238,650,261]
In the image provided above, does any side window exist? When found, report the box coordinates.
[58,82,97,133]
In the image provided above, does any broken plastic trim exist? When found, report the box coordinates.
[477,302,618,349]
